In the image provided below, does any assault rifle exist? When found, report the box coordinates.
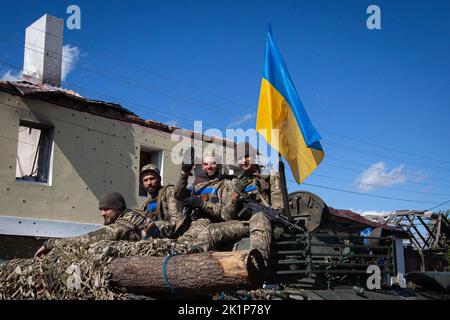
[238,200,305,233]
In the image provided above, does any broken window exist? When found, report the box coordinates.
[139,148,163,197]
[15,121,54,184]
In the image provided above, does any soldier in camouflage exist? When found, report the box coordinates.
[231,142,283,262]
[139,164,183,239]
[193,142,283,264]
[174,148,239,243]
[34,191,152,257]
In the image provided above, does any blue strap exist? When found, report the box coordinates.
[194,187,218,195]
[244,185,258,193]
[162,253,177,294]
[146,200,157,213]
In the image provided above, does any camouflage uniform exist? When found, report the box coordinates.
[193,172,283,262]
[175,172,239,243]
[43,208,151,251]
[177,218,212,244]
[140,185,183,238]
[235,172,283,262]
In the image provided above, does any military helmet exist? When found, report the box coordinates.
[140,164,161,178]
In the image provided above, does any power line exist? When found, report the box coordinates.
[5,57,450,196]
[4,31,450,174]
[320,162,450,190]
[427,200,450,211]
[65,81,217,130]
[322,140,450,172]
[1,96,446,207]
[4,58,450,194]
[4,25,450,172]
[326,155,450,184]
[289,180,444,205]
[15,23,257,112]
[314,173,450,197]
[0,59,224,131]
[0,33,255,123]
[3,31,450,186]
[320,128,450,166]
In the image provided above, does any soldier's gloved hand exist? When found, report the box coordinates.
[181,147,195,174]
[182,162,194,175]
[182,196,203,209]
[143,222,160,239]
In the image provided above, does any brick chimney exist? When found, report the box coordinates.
[23,14,64,87]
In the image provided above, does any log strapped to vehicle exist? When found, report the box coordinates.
[108,249,265,295]
[0,238,266,299]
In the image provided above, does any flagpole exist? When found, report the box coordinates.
[278,153,291,217]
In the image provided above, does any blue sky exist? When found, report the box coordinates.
[1,0,449,214]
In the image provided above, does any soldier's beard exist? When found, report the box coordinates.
[103,217,115,225]
[103,211,120,225]
[146,185,161,196]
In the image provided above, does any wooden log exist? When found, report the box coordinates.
[107,249,265,296]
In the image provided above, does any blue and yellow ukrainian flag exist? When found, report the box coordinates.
[256,25,324,184]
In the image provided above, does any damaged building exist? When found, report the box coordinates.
[0,14,233,259]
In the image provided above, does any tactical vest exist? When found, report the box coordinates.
[141,185,172,220]
[189,179,225,202]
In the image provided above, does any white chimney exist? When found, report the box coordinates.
[23,14,64,87]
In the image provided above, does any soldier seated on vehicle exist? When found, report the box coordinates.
[139,164,183,239]
[192,142,282,265]
[34,191,153,257]
[174,148,239,243]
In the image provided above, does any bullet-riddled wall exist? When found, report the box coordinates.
[0,91,231,232]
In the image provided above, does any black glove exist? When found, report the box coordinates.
[181,147,195,174]
[182,196,203,209]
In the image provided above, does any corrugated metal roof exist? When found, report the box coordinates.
[328,207,408,236]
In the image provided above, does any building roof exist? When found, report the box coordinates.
[0,80,229,144]
[328,207,408,237]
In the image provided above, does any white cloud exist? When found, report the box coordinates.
[227,112,256,128]
[61,44,80,81]
[356,162,406,192]
[0,69,22,81]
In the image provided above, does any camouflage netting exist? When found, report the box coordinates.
[0,238,194,300]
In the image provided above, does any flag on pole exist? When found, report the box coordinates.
[256,24,324,183]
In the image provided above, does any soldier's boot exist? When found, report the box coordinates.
[177,218,211,243]
[249,213,272,266]
[194,220,249,252]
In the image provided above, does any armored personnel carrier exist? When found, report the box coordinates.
[225,191,450,300]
